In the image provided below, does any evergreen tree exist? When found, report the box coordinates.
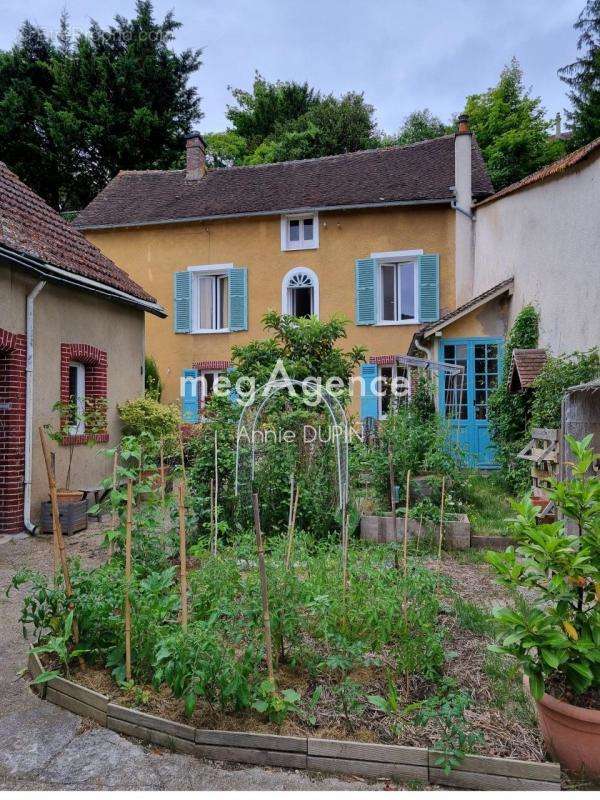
[0,1,202,210]
[465,58,564,190]
[559,0,600,148]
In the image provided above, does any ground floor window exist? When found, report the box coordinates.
[199,370,222,409]
[378,364,410,418]
[68,362,86,435]
[60,344,108,445]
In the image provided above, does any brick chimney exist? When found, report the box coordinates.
[454,113,474,305]
[185,132,207,180]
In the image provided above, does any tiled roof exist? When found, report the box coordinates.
[74,135,493,230]
[508,349,548,391]
[417,277,514,339]
[0,161,157,304]
[476,136,600,208]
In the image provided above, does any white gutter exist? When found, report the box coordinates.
[24,280,46,534]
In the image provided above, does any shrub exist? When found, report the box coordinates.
[487,305,539,494]
[118,397,180,453]
[530,348,600,429]
[486,435,600,701]
[144,355,163,401]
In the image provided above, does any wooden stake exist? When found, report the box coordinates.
[209,478,216,555]
[109,449,119,557]
[341,501,349,598]
[159,442,165,504]
[39,427,78,643]
[252,492,275,685]
[178,482,188,631]
[415,511,424,558]
[285,477,299,571]
[213,430,219,555]
[179,430,187,490]
[124,479,133,682]
[403,469,411,580]
[437,477,446,582]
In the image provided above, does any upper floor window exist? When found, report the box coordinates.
[380,260,418,324]
[191,269,229,332]
[282,268,319,318]
[281,213,319,251]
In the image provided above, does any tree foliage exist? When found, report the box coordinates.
[465,58,564,190]
[559,0,600,149]
[487,305,540,494]
[0,1,202,209]
[531,349,600,430]
[206,73,379,166]
[388,108,450,147]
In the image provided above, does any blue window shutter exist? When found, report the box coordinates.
[227,365,238,404]
[228,267,248,331]
[173,271,192,333]
[360,363,378,420]
[355,258,376,325]
[181,368,198,423]
[418,254,440,322]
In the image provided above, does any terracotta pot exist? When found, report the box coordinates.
[525,675,600,777]
[54,490,84,504]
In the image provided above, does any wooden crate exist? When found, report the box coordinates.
[40,498,89,536]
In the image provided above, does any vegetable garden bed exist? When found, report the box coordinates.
[28,650,560,789]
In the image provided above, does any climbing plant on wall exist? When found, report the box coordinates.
[487,305,539,494]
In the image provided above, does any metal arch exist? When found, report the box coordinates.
[234,379,349,509]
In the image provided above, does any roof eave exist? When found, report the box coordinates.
[0,244,167,318]
[74,197,454,231]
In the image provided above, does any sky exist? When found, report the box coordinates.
[0,0,584,134]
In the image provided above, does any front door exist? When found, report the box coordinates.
[439,338,503,468]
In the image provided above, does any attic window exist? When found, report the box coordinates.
[281,213,319,251]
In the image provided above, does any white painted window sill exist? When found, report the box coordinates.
[374,320,419,327]
[190,328,230,335]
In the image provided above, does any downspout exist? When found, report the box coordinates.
[23,281,46,534]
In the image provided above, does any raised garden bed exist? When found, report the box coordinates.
[28,651,560,790]
[360,513,471,550]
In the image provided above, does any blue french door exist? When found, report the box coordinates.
[439,338,503,468]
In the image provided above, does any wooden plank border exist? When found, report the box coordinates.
[37,661,561,790]
[27,650,46,697]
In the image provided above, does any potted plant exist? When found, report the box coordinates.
[44,398,107,503]
[486,435,600,777]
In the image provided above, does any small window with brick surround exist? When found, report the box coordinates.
[60,344,108,445]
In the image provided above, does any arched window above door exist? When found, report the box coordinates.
[281,267,319,318]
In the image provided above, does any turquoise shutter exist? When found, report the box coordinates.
[173,271,192,333]
[418,254,440,322]
[360,363,378,420]
[355,258,376,325]
[181,368,198,423]
[228,267,248,331]
[227,365,238,405]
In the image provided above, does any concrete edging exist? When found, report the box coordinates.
[31,654,561,789]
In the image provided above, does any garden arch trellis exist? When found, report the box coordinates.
[234,379,349,512]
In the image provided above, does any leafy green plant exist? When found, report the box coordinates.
[144,355,163,401]
[486,435,600,700]
[44,397,107,489]
[252,680,302,724]
[531,349,600,430]
[31,610,89,683]
[118,397,180,455]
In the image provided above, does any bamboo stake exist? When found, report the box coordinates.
[403,469,411,579]
[124,479,133,682]
[39,427,78,643]
[213,430,219,555]
[388,445,399,568]
[209,478,215,555]
[178,482,188,631]
[415,511,424,559]
[109,449,119,558]
[159,442,165,504]
[285,478,299,571]
[252,492,275,685]
[179,430,187,490]
[436,477,446,584]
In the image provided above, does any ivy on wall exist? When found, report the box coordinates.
[487,305,540,494]
[531,349,600,429]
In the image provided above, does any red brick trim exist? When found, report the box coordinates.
[0,327,26,534]
[193,360,231,371]
[369,354,398,365]
[60,344,108,446]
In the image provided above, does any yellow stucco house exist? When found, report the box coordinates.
[75,116,516,467]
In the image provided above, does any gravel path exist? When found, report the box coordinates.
[0,529,394,791]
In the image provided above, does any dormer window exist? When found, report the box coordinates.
[281,213,319,251]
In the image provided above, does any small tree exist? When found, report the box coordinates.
[45,398,107,490]
[559,0,600,149]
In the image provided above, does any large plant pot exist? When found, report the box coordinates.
[525,675,600,777]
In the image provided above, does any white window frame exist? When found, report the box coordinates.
[378,364,411,420]
[372,249,422,326]
[198,369,223,411]
[281,267,320,318]
[187,264,231,334]
[68,361,86,435]
[280,213,319,251]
